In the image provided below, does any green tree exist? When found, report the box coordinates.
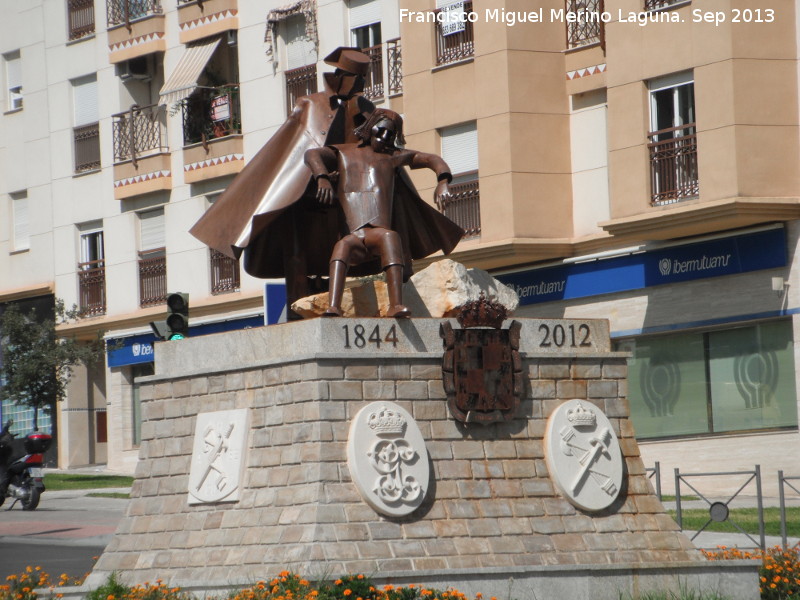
[0,299,103,431]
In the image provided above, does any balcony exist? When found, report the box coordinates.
[439,174,480,238]
[182,84,244,183]
[78,260,107,317]
[112,103,170,199]
[648,123,699,205]
[68,0,96,41]
[286,64,317,116]
[566,0,605,50]
[177,0,238,44]
[434,1,474,67]
[106,0,165,64]
[361,44,384,101]
[387,38,403,96]
[644,0,684,10]
[74,123,101,174]
[138,249,166,307]
[210,249,240,295]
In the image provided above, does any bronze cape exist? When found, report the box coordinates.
[190,92,463,282]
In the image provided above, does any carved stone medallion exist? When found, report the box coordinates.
[347,401,429,517]
[440,320,522,424]
[188,409,249,505]
[544,400,624,512]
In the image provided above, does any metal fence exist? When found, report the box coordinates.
[439,175,481,238]
[285,64,317,116]
[138,249,167,307]
[566,0,605,50]
[387,38,403,96]
[210,249,240,295]
[434,1,475,66]
[74,123,101,173]
[182,84,241,147]
[68,0,95,40]
[112,104,167,165]
[78,260,106,317]
[107,0,161,28]
[648,123,699,205]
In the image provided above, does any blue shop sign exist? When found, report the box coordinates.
[107,315,264,368]
[497,227,787,306]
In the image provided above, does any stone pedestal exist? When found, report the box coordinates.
[87,318,759,599]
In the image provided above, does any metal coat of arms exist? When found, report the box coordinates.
[440,296,522,424]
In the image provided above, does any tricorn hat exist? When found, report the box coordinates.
[323,46,371,77]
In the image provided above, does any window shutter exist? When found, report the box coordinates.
[13,195,29,250]
[73,75,98,126]
[6,53,21,90]
[349,0,381,29]
[285,16,317,70]
[139,209,165,252]
[441,122,479,176]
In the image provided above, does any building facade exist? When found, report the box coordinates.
[1,0,798,486]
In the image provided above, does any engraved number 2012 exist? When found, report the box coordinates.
[343,324,399,349]
[539,323,591,348]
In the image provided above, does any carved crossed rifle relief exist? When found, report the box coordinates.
[544,400,624,512]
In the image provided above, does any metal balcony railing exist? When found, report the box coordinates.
[435,1,475,66]
[182,84,242,147]
[210,249,240,295]
[648,123,699,205]
[644,0,682,10]
[566,0,605,50]
[362,44,384,101]
[112,104,167,165]
[107,0,162,29]
[438,173,481,237]
[78,259,107,317]
[285,64,318,116]
[138,249,166,307]
[74,123,101,173]
[387,38,402,96]
[68,0,96,40]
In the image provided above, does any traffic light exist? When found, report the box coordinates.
[166,293,189,340]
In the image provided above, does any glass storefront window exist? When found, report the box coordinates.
[618,320,798,439]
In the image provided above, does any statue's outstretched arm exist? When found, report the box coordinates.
[408,151,453,207]
[304,147,339,205]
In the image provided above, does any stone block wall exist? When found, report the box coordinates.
[90,320,702,588]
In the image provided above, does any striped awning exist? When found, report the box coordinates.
[159,37,221,106]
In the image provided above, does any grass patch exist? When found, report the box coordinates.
[44,473,133,491]
[669,506,800,537]
[660,495,700,502]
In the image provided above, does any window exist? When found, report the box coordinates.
[138,209,166,307]
[72,75,101,173]
[78,223,106,316]
[440,122,480,237]
[4,51,22,111]
[283,15,318,114]
[648,73,698,205]
[434,0,475,66]
[350,0,383,100]
[11,191,29,251]
[619,321,798,439]
[67,0,95,41]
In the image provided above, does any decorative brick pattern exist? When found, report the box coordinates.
[92,352,701,587]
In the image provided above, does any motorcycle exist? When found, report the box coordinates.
[0,419,52,510]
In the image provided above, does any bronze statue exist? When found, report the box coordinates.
[189,47,375,318]
[305,109,457,318]
[190,48,464,318]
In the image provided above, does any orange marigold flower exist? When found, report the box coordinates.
[335,580,343,586]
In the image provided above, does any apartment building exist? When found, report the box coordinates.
[1,0,798,480]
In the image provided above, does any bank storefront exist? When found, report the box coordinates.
[497,225,799,451]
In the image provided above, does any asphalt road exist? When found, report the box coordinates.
[0,489,127,580]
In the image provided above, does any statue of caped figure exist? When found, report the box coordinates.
[305,109,454,318]
[190,47,463,318]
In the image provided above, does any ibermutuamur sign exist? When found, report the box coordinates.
[497,227,787,306]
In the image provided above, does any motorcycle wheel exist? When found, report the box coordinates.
[20,482,40,511]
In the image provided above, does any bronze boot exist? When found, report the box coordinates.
[323,260,347,317]
[385,265,411,318]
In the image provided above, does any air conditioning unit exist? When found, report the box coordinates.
[118,56,153,81]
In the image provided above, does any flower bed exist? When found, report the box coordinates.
[704,545,800,599]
